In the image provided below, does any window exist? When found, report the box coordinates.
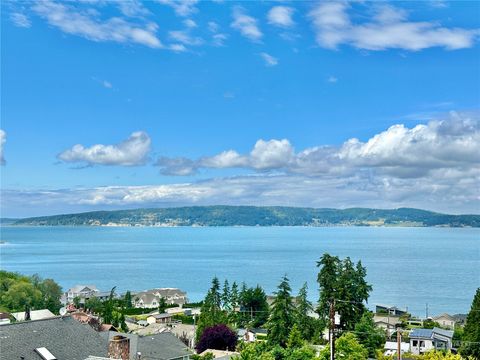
[420,341,425,347]
[413,340,418,346]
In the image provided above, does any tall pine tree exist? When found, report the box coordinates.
[296,282,315,341]
[267,275,295,347]
[460,288,480,359]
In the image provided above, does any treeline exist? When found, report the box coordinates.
[12,206,480,227]
[0,271,62,314]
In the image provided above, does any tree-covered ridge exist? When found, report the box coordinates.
[11,206,480,227]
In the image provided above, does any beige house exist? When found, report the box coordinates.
[146,313,173,324]
[433,313,456,329]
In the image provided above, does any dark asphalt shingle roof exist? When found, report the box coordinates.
[0,316,107,360]
[138,332,191,360]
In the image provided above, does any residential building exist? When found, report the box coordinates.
[0,316,107,360]
[409,327,454,355]
[147,313,173,325]
[11,309,55,322]
[65,285,99,304]
[375,304,408,316]
[433,313,456,329]
[134,288,188,308]
[373,314,401,335]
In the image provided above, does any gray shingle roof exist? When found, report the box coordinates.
[138,332,192,360]
[0,316,107,360]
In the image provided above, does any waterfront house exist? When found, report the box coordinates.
[65,285,99,304]
[134,288,188,308]
[12,309,55,322]
[147,313,173,325]
[0,316,107,360]
[432,313,456,329]
[409,327,454,355]
[375,304,408,316]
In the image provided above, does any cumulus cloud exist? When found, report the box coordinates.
[10,12,31,28]
[260,52,278,67]
[231,7,263,42]
[31,0,163,49]
[58,131,151,166]
[155,0,198,17]
[0,130,6,165]
[267,6,295,28]
[309,2,479,51]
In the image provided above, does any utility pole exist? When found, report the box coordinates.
[425,303,429,319]
[397,328,402,360]
[330,299,335,360]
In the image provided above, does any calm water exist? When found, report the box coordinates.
[0,226,478,317]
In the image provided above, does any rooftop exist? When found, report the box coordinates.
[0,316,107,360]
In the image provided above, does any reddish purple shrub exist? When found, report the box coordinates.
[195,324,237,353]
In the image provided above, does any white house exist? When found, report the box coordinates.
[64,285,99,304]
[133,288,188,308]
[409,327,454,355]
[433,313,456,329]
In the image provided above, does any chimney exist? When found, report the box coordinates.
[108,335,130,360]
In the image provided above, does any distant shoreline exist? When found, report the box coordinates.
[6,205,480,228]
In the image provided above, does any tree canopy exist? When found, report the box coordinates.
[459,287,480,359]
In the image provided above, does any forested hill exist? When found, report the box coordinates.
[10,206,480,227]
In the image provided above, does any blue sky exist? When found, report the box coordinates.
[1,0,479,217]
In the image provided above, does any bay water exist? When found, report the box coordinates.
[1,226,478,317]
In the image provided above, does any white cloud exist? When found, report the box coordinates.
[102,80,113,88]
[309,2,479,51]
[183,19,197,28]
[169,30,203,46]
[0,130,6,165]
[231,7,263,42]
[58,131,151,166]
[327,76,338,83]
[31,0,163,49]
[10,12,31,28]
[207,21,228,46]
[260,52,278,67]
[155,0,198,17]
[117,0,151,18]
[267,6,295,28]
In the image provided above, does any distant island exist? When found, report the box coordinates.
[8,206,480,227]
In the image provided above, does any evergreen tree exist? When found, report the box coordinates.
[124,291,132,309]
[319,332,368,360]
[287,324,304,349]
[296,282,315,341]
[196,277,228,340]
[267,275,296,347]
[158,296,167,313]
[317,253,340,320]
[354,312,385,357]
[459,288,480,359]
[317,253,372,330]
[229,281,240,326]
[239,284,269,328]
[222,279,231,311]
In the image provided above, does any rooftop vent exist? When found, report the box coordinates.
[35,347,57,360]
